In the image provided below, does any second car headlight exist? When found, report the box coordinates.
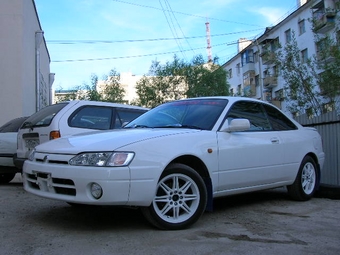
[69,152,134,167]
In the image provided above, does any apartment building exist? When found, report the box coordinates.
[0,0,53,126]
[222,0,338,114]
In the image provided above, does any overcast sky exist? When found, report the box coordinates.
[34,0,300,90]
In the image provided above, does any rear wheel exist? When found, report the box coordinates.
[0,173,16,184]
[287,156,318,201]
[141,163,207,230]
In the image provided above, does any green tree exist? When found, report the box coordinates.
[313,36,340,111]
[78,74,103,101]
[185,55,229,98]
[101,69,126,103]
[57,69,126,103]
[134,54,230,108]
[275,31,324,116]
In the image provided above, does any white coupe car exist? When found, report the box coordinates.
[23,97,325,230]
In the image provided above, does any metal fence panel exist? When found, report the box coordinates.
[295,111,340,186]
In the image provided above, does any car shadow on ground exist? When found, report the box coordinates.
[22,188,291,231]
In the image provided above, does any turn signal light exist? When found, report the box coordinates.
[50,130,61,140]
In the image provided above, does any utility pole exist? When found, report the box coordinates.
[205,20,212,62]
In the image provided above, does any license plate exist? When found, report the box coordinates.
[25,139,40,149]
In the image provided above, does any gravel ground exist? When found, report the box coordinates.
[1,174,339,255]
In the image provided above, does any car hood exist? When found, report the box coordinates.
[36,128,201,154]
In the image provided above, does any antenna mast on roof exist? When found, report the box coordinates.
[205,19,212,62]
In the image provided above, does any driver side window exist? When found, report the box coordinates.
[226,101,272,131]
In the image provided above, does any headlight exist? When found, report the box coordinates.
[69,152,134,167]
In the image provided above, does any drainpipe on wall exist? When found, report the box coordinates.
[35,30,44,112]
[254,39,264,101]
[49,73,55,105]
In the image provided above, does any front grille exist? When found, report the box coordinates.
[25,172,76,196]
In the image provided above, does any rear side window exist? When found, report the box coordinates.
[226,101,271,131]
[114,109,147,128]
[69,106,113,130]
[21,103,68,129]
[263,104,297,130]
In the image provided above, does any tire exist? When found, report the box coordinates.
[287,156,318,201]
[0,173,16,184]
[141,163,207,230]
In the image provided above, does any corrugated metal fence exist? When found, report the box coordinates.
[295,111,340,187]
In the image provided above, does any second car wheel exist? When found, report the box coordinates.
[0,173,16,184]
[141,163,208,230]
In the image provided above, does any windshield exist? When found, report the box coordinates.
[125,98,228,130]
[21,102,69,129]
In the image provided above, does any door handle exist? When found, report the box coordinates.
[271,137,280,144]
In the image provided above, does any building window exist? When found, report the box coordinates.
[228,68,233,78]
[301,49,308,63]
[237,84,241,95]
[285,29,292,43]
[230,88,234,95]
[254,52,259,63]
[273,65,278,76]
[236,63,241,75]
[241,49,254,66]
[255,75,259,87]
[298,19,306,35]
[316,39,326,60]
[274,89,284,101]
[336,30,340,46]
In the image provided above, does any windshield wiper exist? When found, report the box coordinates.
[21,121,34,129]
[125,124,150,129]
[156,124,203,130]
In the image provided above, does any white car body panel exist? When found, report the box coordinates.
[0,133,17,166]
[22,97,325,210]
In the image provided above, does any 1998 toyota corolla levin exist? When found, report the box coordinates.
[23,97,325,230]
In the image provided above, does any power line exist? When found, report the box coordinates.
[51,41,240,63]
[159,0,186,58]
[46,28,264,44]
[112,0,264,28]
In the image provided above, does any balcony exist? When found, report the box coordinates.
[242,62,255,73]
[263,76,278,88]
[243,84,256,97]
[260,51,276,65]
[313,12,336,33]
[271,100,282,109]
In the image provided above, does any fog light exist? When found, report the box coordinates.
[90,183,103,199]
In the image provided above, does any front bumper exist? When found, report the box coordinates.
[22,155,158,206]
[13,154,25,170]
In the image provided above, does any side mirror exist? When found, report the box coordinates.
[220,118,250,132]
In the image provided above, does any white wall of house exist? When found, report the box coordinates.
[0,0,52,126]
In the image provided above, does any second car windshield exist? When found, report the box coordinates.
[125,99,228,130]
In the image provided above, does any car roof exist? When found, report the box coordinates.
[172,96,271,105]
[63,100,149,110]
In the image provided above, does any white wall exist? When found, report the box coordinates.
[0,0,51,126]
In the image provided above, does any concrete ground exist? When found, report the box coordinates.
[1,173,339,255]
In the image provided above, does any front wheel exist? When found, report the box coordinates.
[287,156,318,201]
[141,163,207,230]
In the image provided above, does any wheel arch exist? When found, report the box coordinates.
[168,155,213,211]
